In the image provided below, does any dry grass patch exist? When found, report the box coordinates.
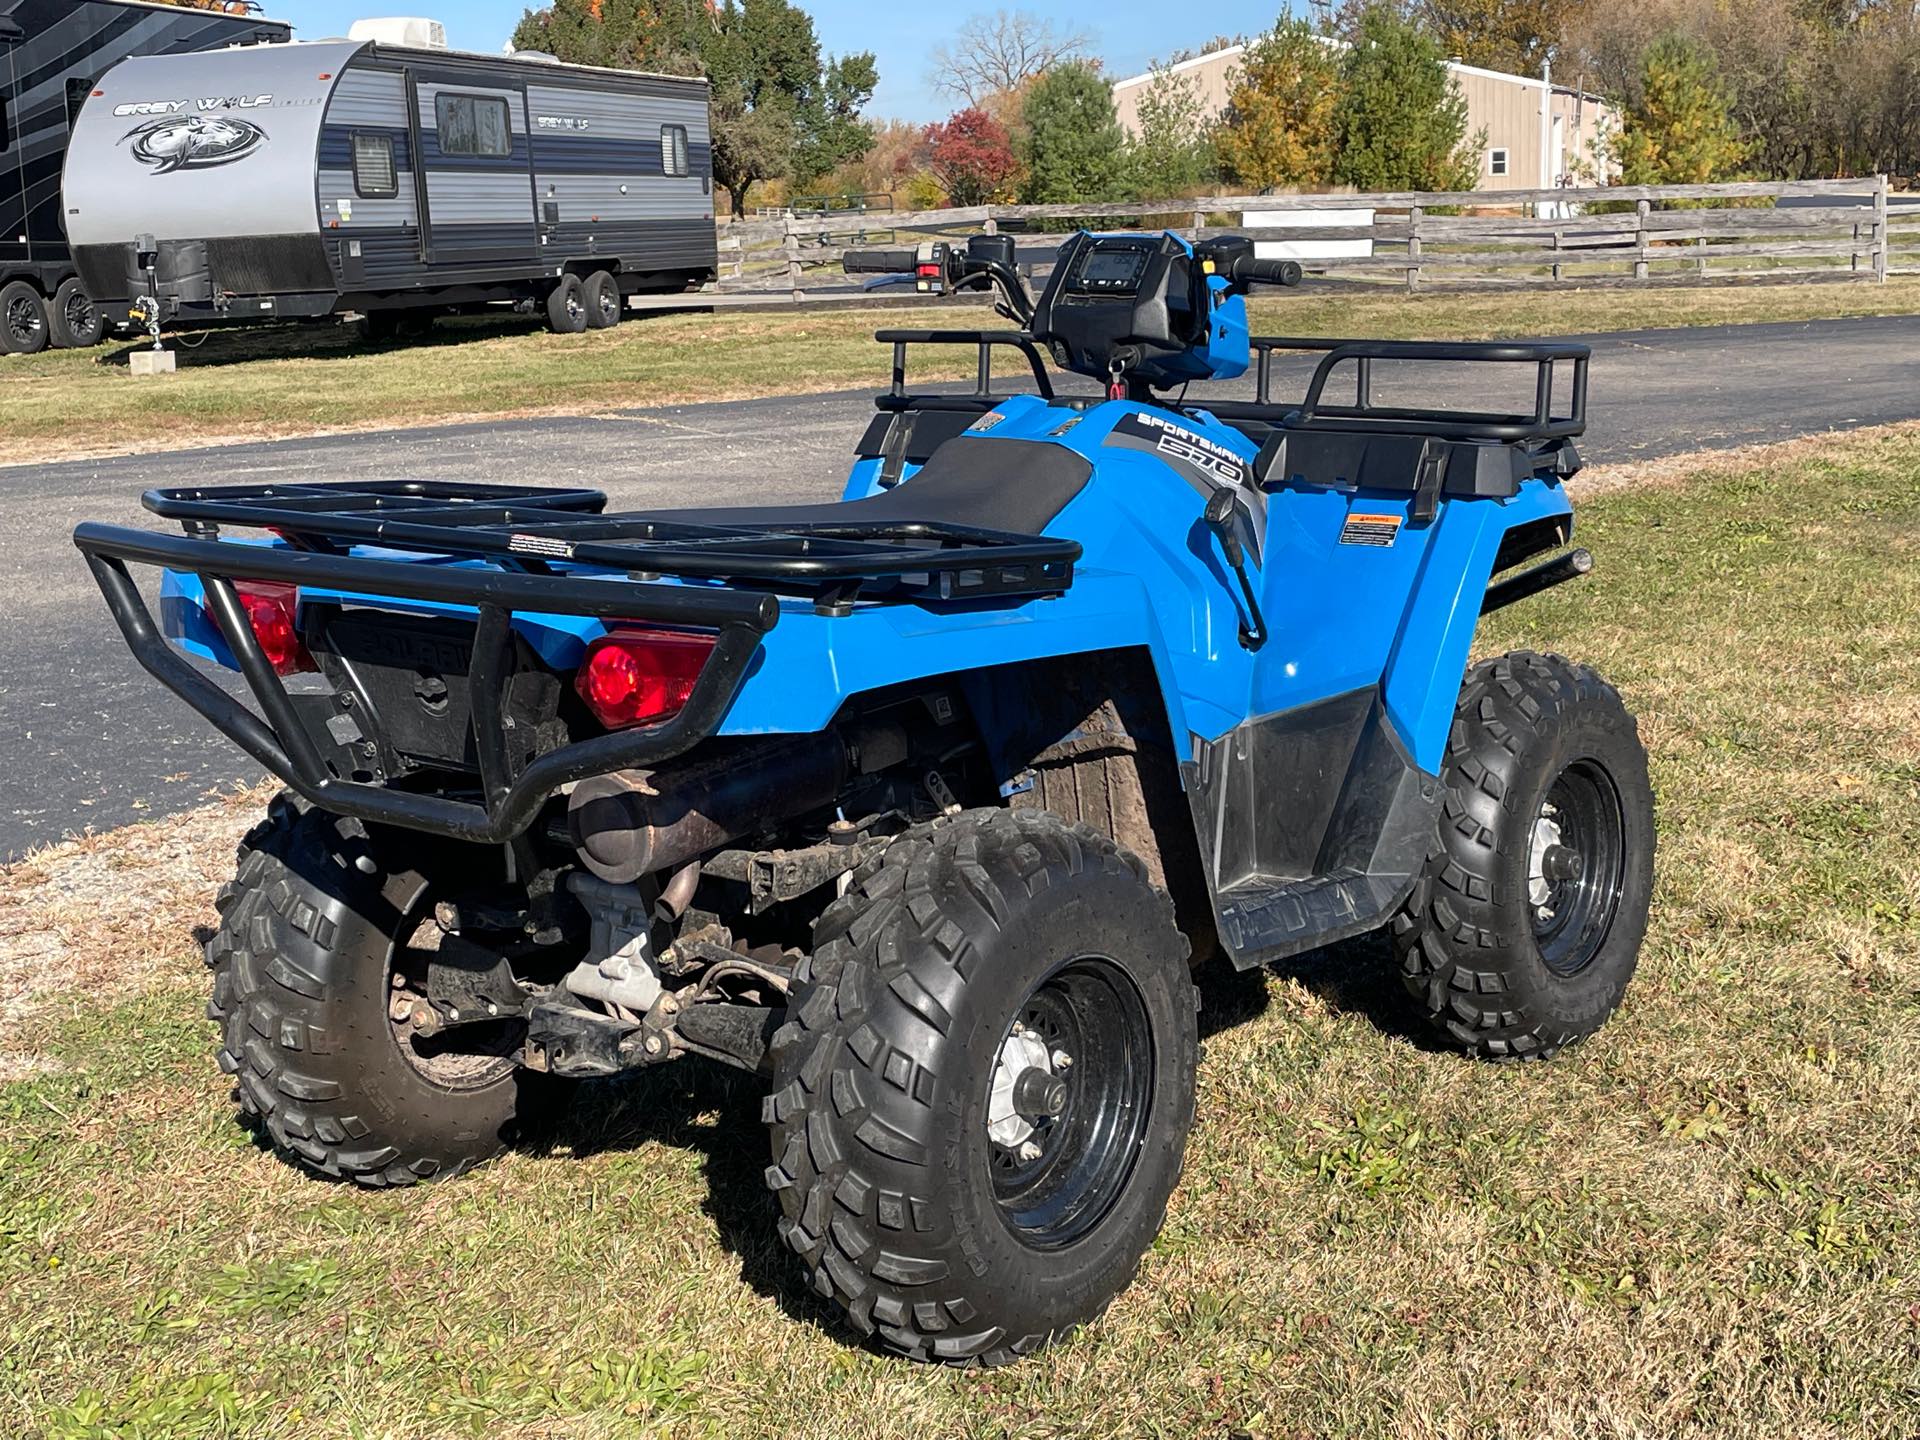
[2,430,1919,1438]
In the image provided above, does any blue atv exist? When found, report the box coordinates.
[75,230,1654,1365]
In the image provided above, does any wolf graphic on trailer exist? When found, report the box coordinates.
[0,0,290,354]
[62,34,718,337]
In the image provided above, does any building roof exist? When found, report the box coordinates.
[1109,40,1603,105]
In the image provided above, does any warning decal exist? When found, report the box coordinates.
[1339,512,1403,548]
[509,533,575,559]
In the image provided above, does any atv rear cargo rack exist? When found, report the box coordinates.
[71,478,1078,844]
[136,479,1080,608]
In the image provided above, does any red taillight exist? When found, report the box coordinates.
[575,627,715,730]
[235,580,314,676]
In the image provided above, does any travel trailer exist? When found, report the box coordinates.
[0,0,289,352]
[62,33,717,339]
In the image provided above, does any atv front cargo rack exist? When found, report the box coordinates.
[71,479,1077,844]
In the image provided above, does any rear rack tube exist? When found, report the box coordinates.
[75,522,776,844]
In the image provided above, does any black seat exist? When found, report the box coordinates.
[631,438,1094,537]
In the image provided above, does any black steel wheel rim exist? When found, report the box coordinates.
[6,294,42,346]
[987,955,1155,1250]
[1531,758,1628,976]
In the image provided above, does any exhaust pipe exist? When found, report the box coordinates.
[568,734,849,884]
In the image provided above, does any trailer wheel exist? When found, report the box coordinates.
[48,280,106,349]
[545,275,588,335]
[0,281,49,355]
[1393,652,1655,1059]
[205,794,565,1188]
[765,808,1199,1365]
[583,271,622,329]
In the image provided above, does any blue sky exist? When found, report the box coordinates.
[276,2,1297,121]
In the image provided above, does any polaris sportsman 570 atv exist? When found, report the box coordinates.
[75,230,1654,1365]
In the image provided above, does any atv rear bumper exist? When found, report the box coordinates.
[73,523,776,844]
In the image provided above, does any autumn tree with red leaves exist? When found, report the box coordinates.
[923,106,1018,207]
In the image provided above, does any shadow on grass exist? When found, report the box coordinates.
[518,1058,860,1347]
[1265,931,1457,1054]
[95,315,552,371]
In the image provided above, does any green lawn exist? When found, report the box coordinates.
[5,277,1920,466]
[1,431,1917,1438]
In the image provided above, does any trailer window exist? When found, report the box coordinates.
[661,124,689,177]
[1488,148,1510,177]
[436,94,513,159]
[353,133,399,199]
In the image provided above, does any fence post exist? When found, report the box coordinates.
[983,213,998,237]
[1192,208,1206,242]
[1873,174,1890,283]
[1407,205,1424,293]
[1551,228,1563,283]
[1633,200,1650,282]
[783,217,803,302]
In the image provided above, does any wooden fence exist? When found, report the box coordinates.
[712,176,1915,300]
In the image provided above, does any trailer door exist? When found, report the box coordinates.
[414,76,536,268]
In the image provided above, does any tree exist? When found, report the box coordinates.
[928,10,1093,106]
[1415,0,1570,73]
[1616,33,1747,184]
[1126,61,1217,198]
[924,107,1019,206]
[512,0,878,215]
[1332,4,1480,191]
[1214,19,1344,191]
[511,0,664,67]
[1018,62,1125,204]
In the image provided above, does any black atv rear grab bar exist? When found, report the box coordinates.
[1250,337,1590,443]
[877,329,1055,400]
[73,523,775,844]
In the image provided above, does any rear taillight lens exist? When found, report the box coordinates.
[575,627,715,730]
[235,580,315,676]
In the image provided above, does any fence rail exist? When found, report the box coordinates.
[711,177,1909,300]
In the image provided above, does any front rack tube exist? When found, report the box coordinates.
[876,329,1056,401]
[1248,337,1591,443]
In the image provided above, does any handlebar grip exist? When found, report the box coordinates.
[1231,256,1304,288]
[842,248,920,275]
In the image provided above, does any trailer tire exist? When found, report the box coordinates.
[765,808,1198,1365]
[545,275,588,335]
[1392,651,1655,1060]
[48,279,106,349]
[0,280,49,355]
[204,794,563,1188]
[583,271,622,329]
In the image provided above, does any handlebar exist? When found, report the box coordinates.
[842,248,921,275]
[1218,254,1304,289]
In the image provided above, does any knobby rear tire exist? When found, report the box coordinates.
[764,808,1199,1365]
[204,795,558,1187]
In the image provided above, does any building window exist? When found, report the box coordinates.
[352,133,398,199]
[661,124,689,177]
[1488,147,1510,178]
[436,94,512,158]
